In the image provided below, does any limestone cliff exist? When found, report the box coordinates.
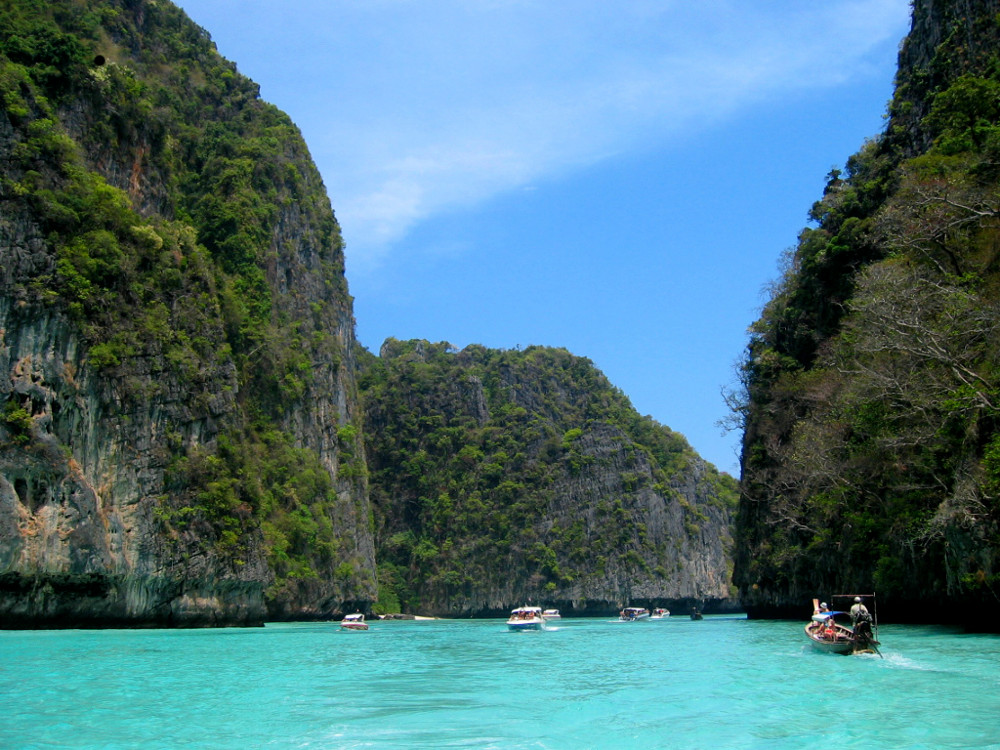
[734,0,1000,626]
[361,340,738,617]
[0,0,374,626]
[1,0,737,628]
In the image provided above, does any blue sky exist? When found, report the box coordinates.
[176,0,912,475]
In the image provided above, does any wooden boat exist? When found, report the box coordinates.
[507,606,547,631]
[806,598,880,655]
[340,612,369,631]
[805,613,855,654]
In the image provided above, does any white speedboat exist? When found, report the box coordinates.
[507,606,547,631]
[340,612,369,631]
[651,608,670,619]
[619,607,650,621]
[542,609,561,620]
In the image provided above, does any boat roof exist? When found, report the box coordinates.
[511,606,542,613]
[343,613,364,619]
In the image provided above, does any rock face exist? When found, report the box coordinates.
[362,341,738,617]
[536,425,735,615]
[1,1,735,627]
[0,0,374,627]
[733,0,1000,626]
[0,263,271,627]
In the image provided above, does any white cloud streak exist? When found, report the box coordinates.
[259,0,911,273]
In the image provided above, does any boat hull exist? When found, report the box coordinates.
[507,620,545,631]
[805,623,854,654]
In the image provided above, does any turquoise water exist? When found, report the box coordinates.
[2,615,999,749]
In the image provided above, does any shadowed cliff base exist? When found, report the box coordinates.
[0,572,266,628]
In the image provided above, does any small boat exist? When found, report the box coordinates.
[507,606,547,631]
[541,609,561,620]
[690,609,703,620]
[805,612,855,654]
[619,607,650,621]
[805,598,880,655]
[650,608,670,619]
[340,612,369,631]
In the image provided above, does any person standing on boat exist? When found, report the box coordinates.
[850,597,870,624]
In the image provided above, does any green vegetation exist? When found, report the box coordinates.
[2,399,34,446]
[361,340,737,613]
[734,4,1000,616]
[1,0,734,621]
[1,0,365,610]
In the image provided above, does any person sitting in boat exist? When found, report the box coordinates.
[814,601,830,615]
[823,617,838,640]
[850,597,870,624]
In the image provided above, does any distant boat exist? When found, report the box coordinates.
[650,608,670,619]
[541,609,561,620]
[805,598,880,655]
[619,607,650,621]
[340,612,368,631]
[507,606,547,631]
[690,609,703,620]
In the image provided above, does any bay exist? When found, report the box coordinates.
[1,615,998,749]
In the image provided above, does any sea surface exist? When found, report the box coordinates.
[2,614,999,749]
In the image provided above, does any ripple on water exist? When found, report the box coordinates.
[2,617,1000,749]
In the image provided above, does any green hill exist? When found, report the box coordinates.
[734,0,1000,625]
[361,340,738,616]
[0,0,737,626]
[0,0,373,625]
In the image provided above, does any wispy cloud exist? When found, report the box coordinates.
[282,0,910,273]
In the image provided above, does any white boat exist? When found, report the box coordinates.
[650,608,670,619]
[340,612,369,631]
[507,606,547,631]
[542,609,561,620]
[619,607,650,621]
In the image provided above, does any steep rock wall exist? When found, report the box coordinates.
[0,0,374,627]
[734,0,1000,626]
[362,341,738,617]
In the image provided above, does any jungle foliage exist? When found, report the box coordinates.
[0,0,364,600]
[734,1,1000,618]
[3,0,734,618]
[360,340,738,614]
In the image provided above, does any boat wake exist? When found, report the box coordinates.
[876,651,929,671]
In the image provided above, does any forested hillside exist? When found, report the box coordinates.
[0,0,738,626]
[361,340,738,617]
[734,0,1000,625]
[0,0,374,625]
